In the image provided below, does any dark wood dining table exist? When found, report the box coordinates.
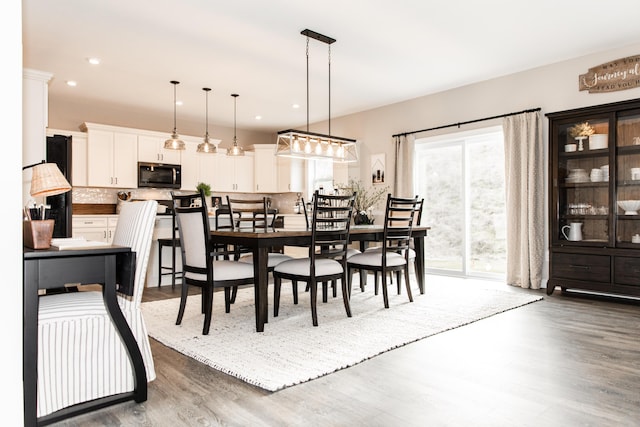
[210,224,429,332]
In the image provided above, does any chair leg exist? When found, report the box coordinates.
[292,280,298,305]
[176,283,189,325]
[322,282,328,303]
[273,276,281,317]
[224,287,231,313]
[332,280,337,298]
[310,279,319,326]
[341,276,352,318]
[230,286,238,303]
[359,269,367,293]
[158,243,163,287]
[381,269,390,309]
[202,287,213,335]
[396,271,401,294]
[404,266,414,302]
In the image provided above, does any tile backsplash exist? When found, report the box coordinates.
[72,187,303,214]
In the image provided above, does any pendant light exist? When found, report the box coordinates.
[226,93,245,156]
[197,87,217,153]
[164,80,186,150]
[275,29,357,163]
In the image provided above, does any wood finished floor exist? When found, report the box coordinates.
[50,276,640,427]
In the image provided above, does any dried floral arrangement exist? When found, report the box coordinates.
[337,178,389,214]
[568,122,595,138]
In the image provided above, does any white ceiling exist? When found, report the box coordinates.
[22,0,640,135]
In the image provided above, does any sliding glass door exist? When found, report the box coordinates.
[414,126,506,279]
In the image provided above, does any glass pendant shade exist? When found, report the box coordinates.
[197,87,217,153]
[164,80,186,150]
[226,93,245,156]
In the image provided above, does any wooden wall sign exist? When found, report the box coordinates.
[579,55,640,93]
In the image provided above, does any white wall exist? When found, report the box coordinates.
[6,0,26,424]
[321,43,640,189]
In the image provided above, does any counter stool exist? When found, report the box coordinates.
[158,211,181,289]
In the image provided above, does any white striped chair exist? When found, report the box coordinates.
[37,200,157,417]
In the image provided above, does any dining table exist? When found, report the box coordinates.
[210,224,429,332]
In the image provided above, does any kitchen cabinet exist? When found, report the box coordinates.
[277,156,305,193]
[215,152,254,192]
[547,98,640,298]
[72,215,118,244]
[137,135,181,165]
[85,126,137,188]
[252,145,278,192]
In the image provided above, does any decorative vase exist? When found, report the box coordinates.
[354,213,373,225]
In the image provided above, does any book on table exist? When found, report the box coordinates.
[50,237,110,250]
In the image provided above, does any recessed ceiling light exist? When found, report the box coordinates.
[255,115,262,120]
[87,57,101,65]
[292,104,300,109]
[66,80,77,87]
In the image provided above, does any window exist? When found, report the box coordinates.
[414,126,506,279]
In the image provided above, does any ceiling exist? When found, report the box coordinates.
[22,0,640,135]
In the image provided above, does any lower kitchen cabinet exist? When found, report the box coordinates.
[72,215,118,244]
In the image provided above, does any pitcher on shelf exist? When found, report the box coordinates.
[562,222,583,241]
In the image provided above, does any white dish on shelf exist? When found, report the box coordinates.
[617,200,640,215]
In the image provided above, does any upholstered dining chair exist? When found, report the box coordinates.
[172,190,255,335]
[37,200,157,418]
[227,195,293,274]
[347,194,419,308]
[272,190,356,326]
[364,197,423,295]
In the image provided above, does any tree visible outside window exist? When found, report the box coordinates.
[415,127,506,279]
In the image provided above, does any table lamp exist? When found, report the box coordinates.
[23,161,72,248]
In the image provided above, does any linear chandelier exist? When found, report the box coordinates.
[276,29,357,163]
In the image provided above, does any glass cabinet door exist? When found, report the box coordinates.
[615,110,640,247]
[555,116,611,246]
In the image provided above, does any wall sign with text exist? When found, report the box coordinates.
[579,55,640,93]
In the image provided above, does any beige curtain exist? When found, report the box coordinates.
[393,134,415,197]
[503,111,544,289]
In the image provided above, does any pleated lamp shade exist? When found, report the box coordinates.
[29,162,72,197]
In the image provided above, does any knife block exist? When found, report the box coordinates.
[23,220,55,249]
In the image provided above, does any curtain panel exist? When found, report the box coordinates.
[503,111,544,289]
[393,134,416,198]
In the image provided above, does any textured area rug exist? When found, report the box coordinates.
[142,283,542,391]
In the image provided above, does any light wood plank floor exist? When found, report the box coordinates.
[50,276,640,427]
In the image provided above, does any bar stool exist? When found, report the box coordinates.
[157,210,181,289]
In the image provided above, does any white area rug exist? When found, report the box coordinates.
[142,283,542,391]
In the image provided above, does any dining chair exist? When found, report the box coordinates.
[272,190,356,326]
[157,206,181,288]
[347,194,420,308]
[172,190,255,335]
[364,197,423,295]
[226,195,293,270]
[36,200,158,418]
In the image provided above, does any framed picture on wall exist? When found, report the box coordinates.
[371,153,385,185]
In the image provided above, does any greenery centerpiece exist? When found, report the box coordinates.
[338,178,389,225]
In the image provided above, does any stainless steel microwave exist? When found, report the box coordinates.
[138,162,181,189]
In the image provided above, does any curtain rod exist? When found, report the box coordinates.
[392,107,541,138]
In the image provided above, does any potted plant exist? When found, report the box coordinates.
[196,182,211,197]
[338,178,389,225]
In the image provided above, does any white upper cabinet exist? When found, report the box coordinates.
[85,127,137,188]
[277,156,305,193]
[252,145,278,193]
[215,152,254,193]
[138,135,181,164]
